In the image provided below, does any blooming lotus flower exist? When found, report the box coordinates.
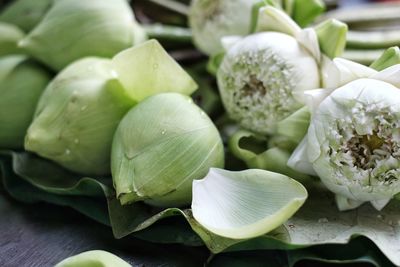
[288,58,400,211]
[217,6,347,135]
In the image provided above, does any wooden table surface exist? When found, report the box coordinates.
[0,187,208,267]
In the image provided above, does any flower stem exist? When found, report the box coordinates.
[147,0,189,16]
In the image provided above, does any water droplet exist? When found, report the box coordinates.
[200,111,206,117]
[65,149,71,155]
[153,63,158,70]
[74,139,79,144]
[318,218,329,223]
[81,106,87,111]
[161,130,166,135]
[111,70,118,78]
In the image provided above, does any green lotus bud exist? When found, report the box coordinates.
[0,55,50,148]
[112,93,224,207]
[0,22,25,56]
[25,40,197,175]
[19,0,145,71]
[55,250,131,267]
[188,0,260,55]
[25,57,134,175]
[0,0,52,32]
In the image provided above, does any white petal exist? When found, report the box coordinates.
[295,28,321,62]
[333,58,378,86]
[256,6,301,37]
[370,198,391,211]
[371,64,400,88]
[221,36,243,51]
[55,250,131,267]
[335,195,364,211]
[304,88,334,113]
[320,55,340,88]
[192,168,307,239]
[287,137,317,176]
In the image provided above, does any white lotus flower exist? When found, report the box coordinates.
[289,61,400,210]
[217,6,346,135]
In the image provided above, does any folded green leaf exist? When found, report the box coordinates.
[192,168,308,239]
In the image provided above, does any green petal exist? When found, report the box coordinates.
[315,19,348,59]
[292,0,325,27]
[276,106,310,144]
[0,22,25,56]
[370,46,400,71]
[55,250,131,267]
[112,40,198,102]
[0,0,52,32]
[192,168,307,239]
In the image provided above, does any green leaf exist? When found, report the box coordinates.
[2,150,400,266]
[112,39,198,102]
[0,152,110,225]
[292,0,325,27]
[315,19,348,59]
[370,47,400,71]
[228,129,306,178]
[287,237,394,267]
[191,168,308,239]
